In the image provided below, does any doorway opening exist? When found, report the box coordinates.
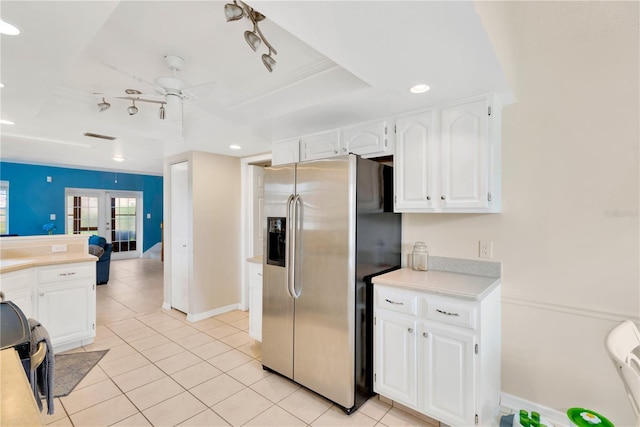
[65,189,143,260]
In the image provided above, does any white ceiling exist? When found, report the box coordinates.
[0,1,513,175]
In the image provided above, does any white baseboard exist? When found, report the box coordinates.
[162,301,171,310]
[185,303,240,322]
[501,393,570,427]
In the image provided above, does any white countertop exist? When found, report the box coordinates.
[0,253,96,274]
[372,268,500,300]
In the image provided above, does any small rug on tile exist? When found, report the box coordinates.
[52,350,109,397]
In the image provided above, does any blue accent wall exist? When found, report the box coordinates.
[0,162,163,252]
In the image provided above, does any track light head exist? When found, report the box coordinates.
[127,100,138,115]
[98,97,111,112]
[224,1,244,21]
[262,50,276,72]
[159,104,166,120]
[225,2,277,72]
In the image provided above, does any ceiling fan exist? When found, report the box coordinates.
[100,55,232,122]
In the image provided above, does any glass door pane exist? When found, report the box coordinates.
[66,196,100,235]
[110,196,137,255]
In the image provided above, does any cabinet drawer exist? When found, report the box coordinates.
[425,298,477,330]
[38,263,94,284]
[375,287,418,316]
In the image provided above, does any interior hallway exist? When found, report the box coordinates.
[40,258,437,427]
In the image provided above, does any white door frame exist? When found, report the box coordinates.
[240,152,271,311]
[65,188,143,260]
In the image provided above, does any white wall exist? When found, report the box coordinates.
[402,2,639,424]
[163,151,241,318]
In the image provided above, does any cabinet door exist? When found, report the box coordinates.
[248,263,263,341]
[37,281,95,348]
[272,139,300,166]
[421,323,476,426]
[342,121,389,157]
[300,130,341,161]
[0,269,34,318]
[375,311,418,407]
[440,99,490,210]
[394,111,437,212]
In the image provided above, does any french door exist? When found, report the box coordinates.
[65,189,142,260]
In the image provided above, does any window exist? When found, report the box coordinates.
[0,181,8,234]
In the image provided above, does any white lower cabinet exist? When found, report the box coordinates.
[0,268,35,318]
[248,262,263,341]
[375,313,417,406]
[422,323,475,425]
[37,262,96,351]
[374,284,500,426]
[1,261,96,352]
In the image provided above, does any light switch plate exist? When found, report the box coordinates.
[51,244,67,253]
[50,213,56,220]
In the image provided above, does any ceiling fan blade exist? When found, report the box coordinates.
[102,62,168,95]
[190,98,243,123]
[182,81,221,99]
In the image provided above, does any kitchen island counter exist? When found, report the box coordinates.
[0,253,96,274]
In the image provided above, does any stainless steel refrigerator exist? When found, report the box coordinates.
[262,154,401,414]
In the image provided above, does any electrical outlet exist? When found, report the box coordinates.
[51,244,68,253]
[479,240,493,259]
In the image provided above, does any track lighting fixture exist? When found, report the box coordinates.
[97,92,168,120]
[98,97,111,112]
[127,100,138,115]
[224,0,277,72]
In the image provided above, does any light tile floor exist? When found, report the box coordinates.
[40,258,438,427]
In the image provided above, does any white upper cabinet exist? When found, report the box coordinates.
[275,120,395,164]
[394,111,438,211]
[271,138,300,166]
[440,99,489,210]
[300,130,341,161]
[394,94,502,213]
[341,120,392,158]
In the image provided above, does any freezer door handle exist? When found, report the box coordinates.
[290,194,302,299]
[285,194,295,298]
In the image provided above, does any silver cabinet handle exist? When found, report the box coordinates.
[423,332,428,337]
[441,195,446,200]
[59,272,76,276]
[436,308,459,317]
[333,150,338,154]
[39,292,44,297]
[257,273,263,277]
[385,299,403,305]
[426,195,431,200]
[408,328,413,333]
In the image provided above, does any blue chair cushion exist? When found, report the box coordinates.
[88,235,106,248]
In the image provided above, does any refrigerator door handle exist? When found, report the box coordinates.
[291,194,302,299]
[285,194,295,298]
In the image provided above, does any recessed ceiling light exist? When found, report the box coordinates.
[0,20,21,36]
[229,145,241,150]
[1,119,15,125]
[112,156,125,162]
[409,84,431,94]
